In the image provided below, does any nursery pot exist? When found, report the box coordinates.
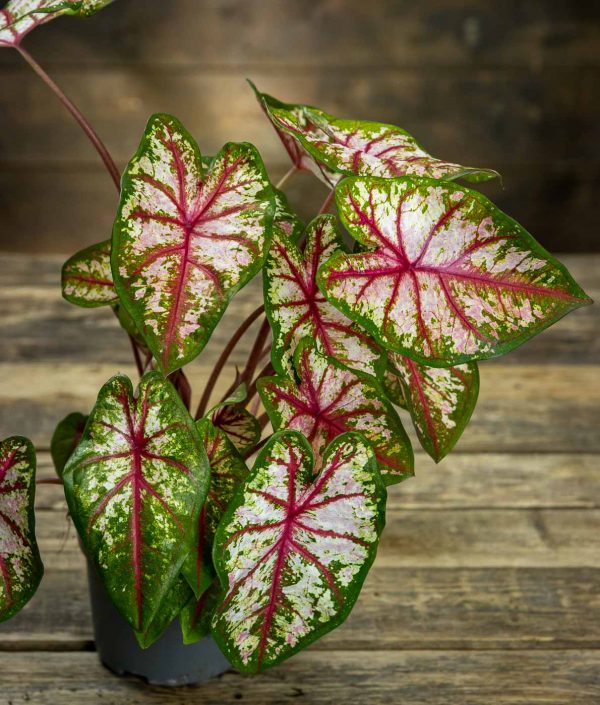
[86,560,230,686]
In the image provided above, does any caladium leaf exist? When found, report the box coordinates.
[62,372,209,633]
[250,82,340,188]
[258,338,413,485]
[381,367,406,409]
[113,113,274,376]
[50,411,88,477]
[211,430,385,672]
[272,187,304,242]
[389,353,479,462]
[0,436,43,622]
[252,87,497,183]
[0,0,114,46]
[319,176,592,366]
[135,574,192,649]
[180,418,248,643]
[62,240,118,308]
[211,404,261,454]
[265,214,383,378]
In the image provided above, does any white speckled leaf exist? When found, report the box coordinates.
[62,240,117,308]
[253,88,497,183]
[0,436,43,622]
[389,353,479,462]
[62,372,209,633]
[265,214,383,378]
[211,430,385,672]
[258,338,413,485]
[0,0,113,46]
[319,176,591,366]
[113,113,274,375]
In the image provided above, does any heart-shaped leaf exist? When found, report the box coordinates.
[211,404,261,454]
[0,0,114,46]
[250,82,340,188]
[0,436,43,622]
[258,338,413,485]
[265,214,383,378]
[62,240,117,308]
[113,113,274,376]
[180,418,248,643]
[389,353,479,462]
[319,176,592,366]
[50,411,88,477]
[62,372,209,632]
[211,430,385,672]
[252,87,497,184]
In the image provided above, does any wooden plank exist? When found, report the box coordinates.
[31,451,600,511]
[0,650,597,704]
[1,360,597,452]
[2,565,599,652]
[0,0,598,70]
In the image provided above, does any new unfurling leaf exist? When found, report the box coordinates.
[264,215,383,378]
[319,176,591,366]
[113,113,275,376]
[258,338,413,485]
[0,436,43,622]
[211,431,385,672]
[62,372,209,635]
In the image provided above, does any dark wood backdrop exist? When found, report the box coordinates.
[0,0,599,253]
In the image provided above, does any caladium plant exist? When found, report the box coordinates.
[0,1,592,677]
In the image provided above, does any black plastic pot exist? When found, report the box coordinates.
[86,561,230,686]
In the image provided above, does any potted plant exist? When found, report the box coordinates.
[0,0,592,686]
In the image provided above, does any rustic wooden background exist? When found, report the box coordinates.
[0,0,599,253]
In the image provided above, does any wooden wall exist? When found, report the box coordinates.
[0,0,599,253]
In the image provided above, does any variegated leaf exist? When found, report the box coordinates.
[0,0,113,46]
[258,338,413,485]
[265,214,383,378]
[250,82,340,188]
[319,176,591,366]
[253,87,497,183]
[113,113,274,376]
[211,430,385,672]
[389,353,479,462]
[180,419,248,643]
[62,240,117,308]
[62,372,209,633]
[135,574,192,649]
[382,367,406,409]
[273,186,304,242]
[50,411,88,476]
[211,404,260,454]
[0,436,43,622]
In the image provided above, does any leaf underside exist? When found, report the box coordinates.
[50,411,88,477]
[319,176,591,367]
[259,338,413,485]
[264,214,383,378]
[113,113,274,375]
[0,436,43,622]
[389,353,479,461]
[62,240,117,308]
[211,430,385,672]
[62,372,209,633]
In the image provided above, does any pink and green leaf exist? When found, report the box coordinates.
[319,176,592,366]
[258,338,413,485]
[0,0,114,46]
[50,411,88,477]
[211,404,261,454]
[211,430,385,672]
[0,436,43,622]
[272,186,304,242]
[62,240,117,308]
[252,87,497,183]
[181,577,220,645]
[62,372,209,633]
[112,113,274,376]
[264,215,383,378]
[389,353,479,462]
[135,574,192,649]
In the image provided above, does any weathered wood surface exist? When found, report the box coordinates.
[0,1,598,253]
[0,253,598,702]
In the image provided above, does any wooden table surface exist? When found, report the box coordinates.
[0,253,598,704]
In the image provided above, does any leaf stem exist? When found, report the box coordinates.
[317,189,335,215]
[36,478,63,486]
[275,165,298,191]
[16,45,121,191]
[195,304,265,420]
[128,334,144,378]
